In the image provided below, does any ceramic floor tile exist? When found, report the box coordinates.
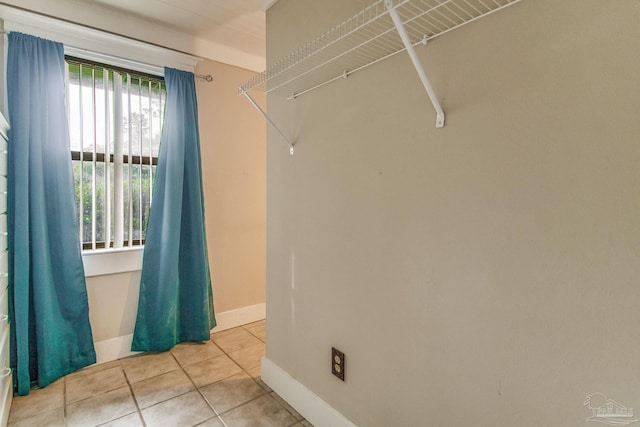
[8,381,64,423]
[8,321,277,427]
[210,327,242,338]
[66,386,137,427]
[99,412,145,427]
[183,354,242,388]
[200,372,266,414]
[65,360,122,380]
[140,390,215,427]
[171,341,224,367]
[221,394,298,427]
[131,368,195,409]
[49,377,65,386]
[270,392,303,421]
[243,322,266,342]
[211,328,262,353]
[7,407,64,427]
[66,365,128,403]
[246,366,272,393]
[244,320,265,327]
[121,351,180,384]
[227,342,265,371]
[195,417,225,427]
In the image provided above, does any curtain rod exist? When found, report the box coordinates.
[0,3,213,83]
[0,29,212,83]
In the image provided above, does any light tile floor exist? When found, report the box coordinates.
[8,321,313,427]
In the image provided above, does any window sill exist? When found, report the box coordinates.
[82,247,144,277]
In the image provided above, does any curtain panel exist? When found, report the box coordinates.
[7,32,96,395]
[132,67,215,351]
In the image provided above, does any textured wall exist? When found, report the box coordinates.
[265,1,640,425]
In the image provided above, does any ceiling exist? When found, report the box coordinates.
[78,0,266,59]
[0,0,274,70]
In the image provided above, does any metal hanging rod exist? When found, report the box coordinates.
[240,88,295,155]
[385,0,444,127]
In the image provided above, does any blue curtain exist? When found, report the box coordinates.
[131,68,215,351]
[7,32,96,395]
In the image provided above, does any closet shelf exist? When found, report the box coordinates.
[239,0,522,99]
[240,0,523,153]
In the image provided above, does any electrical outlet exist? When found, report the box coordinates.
[332,347,345,381]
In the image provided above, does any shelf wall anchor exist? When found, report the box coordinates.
[241,88,295,155]
[384,0,445,128]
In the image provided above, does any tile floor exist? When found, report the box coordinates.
[7,321,312,427]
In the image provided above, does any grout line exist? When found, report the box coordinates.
[206,333,298,424]
[63,376,67,427]
[209,337,263,384]
[137,411,147,427]
[120,360,147,427]
[240,321,266,343]
[212,328,304,425]
[169,349,225,423]
[209,390,302,426]
[177,351,231,427]
[64,366,127,401]
[243,328,266,343]
[193,415,229,427]
[206,333,274,426]
[135,388,193,411]
[93,411,142,427]
[121,353,194,415]
[223,393,270,414]
[270,390,305,422]
[55,327,266,427]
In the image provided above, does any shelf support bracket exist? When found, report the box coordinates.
[241,88,295,155]
[384,0,445,128]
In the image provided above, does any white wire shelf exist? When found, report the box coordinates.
[239,0,523,98]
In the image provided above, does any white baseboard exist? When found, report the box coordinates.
[0,375,12,427]
[210,302,266,333]
[94,334,140,364]
[261,357,356,427]
[94,303,266,364]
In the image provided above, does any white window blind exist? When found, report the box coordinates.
[65,57,166,250]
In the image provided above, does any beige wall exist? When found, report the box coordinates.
[196,59,267,314]
[86,272,141,342]
[86,60,266,343]
[265,1,640,426]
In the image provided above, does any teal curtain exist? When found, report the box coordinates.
[7,32,96,395]
[131,67,215,351]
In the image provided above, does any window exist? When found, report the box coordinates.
[65,57,166,250]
